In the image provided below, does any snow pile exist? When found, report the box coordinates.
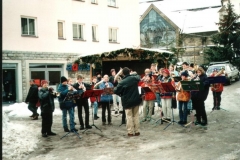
[2,103,40,160]
[3,102,39,117]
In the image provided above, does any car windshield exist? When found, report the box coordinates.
[207,66,225,74]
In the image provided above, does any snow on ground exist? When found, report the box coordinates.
[2,82,240,160]
[2,102,61,160]
[2,103,38,159]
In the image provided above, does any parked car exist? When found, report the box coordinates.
[206,61,240,85]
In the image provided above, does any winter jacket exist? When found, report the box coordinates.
[73,82,91,103]
[25,84,39,103]
[57,83,76,109]
[38,87,56,113]
[210,73,224,92]
[114,73,141,109]
[99,82,114,102]
[191,73,210,101]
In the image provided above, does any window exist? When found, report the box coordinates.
[91,0,97,4]
[92,25,98,41]
[58,21,65,39]
[21,17,36,36]
[108,0,116,7]
[73,24,84,40]
[109,28,118,42]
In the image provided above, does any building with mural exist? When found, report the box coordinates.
[139,2,222,64]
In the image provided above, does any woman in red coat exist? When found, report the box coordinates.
[210,68,224,110]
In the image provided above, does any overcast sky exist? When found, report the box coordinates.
[139,0,221,11]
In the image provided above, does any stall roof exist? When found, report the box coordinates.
[79,47,173,58]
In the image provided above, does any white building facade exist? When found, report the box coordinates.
[2,0,140,103]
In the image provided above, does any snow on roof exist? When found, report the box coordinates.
[139,0,221,33]
[140,48,173,54]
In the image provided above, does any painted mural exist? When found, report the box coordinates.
[140,9,176,49]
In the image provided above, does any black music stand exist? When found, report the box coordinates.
[208,76,228,113]
[181,81,203,91]
[82,89,103,133]
[141,87,156,123]
[181,81,204,128]
[173,76,182,82]
[60,130,81,139]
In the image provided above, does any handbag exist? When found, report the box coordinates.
[177,90,190,102]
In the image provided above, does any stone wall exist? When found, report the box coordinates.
[181,32,216,65]
[2,50,91,101]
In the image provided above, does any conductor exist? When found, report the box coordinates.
[114,67,142,137]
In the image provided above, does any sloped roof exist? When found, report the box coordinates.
[139,1,221,33]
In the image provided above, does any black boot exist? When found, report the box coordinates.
[94,114,99,120]
[64,128,70,132]
[42,133,48,137]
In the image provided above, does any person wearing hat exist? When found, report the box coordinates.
[73,74,92,130]
[176,71,190,125]
[109,68,123,115]
[25,79,39,120]
[210,68,224,110]
[58,76,78,132]
[38,80,57,137]
[160,69,175,122]
[140,73,155,122]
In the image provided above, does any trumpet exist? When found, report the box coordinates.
[52,91,61,97]
[48,87,61,97]
[214,68,225,77]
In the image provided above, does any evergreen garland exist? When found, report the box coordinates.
[73,48,174,68]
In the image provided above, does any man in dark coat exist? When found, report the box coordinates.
[73,74,92,130]
[114,67,141,137]
[25,79,39,120]
[38,80,57,137]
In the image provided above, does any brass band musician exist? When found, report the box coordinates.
[159,69,175,122]
[210,68,224,110]
[73,75,92,130]
[190,67,209,126]
[175,71,190,125]
[141,72,155,122]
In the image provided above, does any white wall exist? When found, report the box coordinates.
[3,0,140,55]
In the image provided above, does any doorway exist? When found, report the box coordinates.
[2,69,16,103]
